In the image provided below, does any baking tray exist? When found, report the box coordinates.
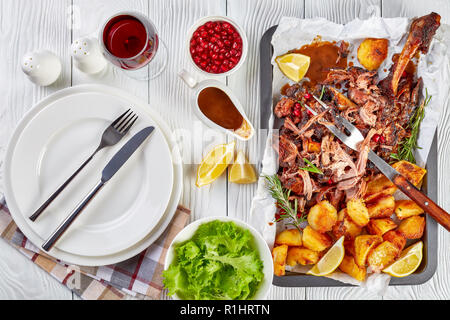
[259,26,438,287]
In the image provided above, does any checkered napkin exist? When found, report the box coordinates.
[0,198,190,300]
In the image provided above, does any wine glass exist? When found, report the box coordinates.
[99,11,167,80]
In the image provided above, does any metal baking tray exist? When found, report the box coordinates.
[259,26,438,287]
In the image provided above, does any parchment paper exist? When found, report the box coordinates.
[250,16,450,295]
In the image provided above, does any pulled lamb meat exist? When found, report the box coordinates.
[273,13,440,213]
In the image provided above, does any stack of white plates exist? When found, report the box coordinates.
[3,84,183,266]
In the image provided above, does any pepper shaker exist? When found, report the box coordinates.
[21,50,62,86]
[71,37,107,74]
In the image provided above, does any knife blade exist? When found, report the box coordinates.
[102,126,154,182]
[42,126,155,251]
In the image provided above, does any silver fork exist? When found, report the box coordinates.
[307,94,450,231]
[29,108,139,222]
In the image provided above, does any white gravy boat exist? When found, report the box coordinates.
[179,69,255,141]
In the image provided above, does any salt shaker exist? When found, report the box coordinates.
[71,37,107,74]
[21,50,62,86]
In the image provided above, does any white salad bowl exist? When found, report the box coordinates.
[164,216,274,300]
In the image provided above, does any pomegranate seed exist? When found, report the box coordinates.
[380,135,386,144]
[210,37,217,43]
[307,109,313,116]
[214,25,221,32]
[205,22,213,29]
[193,31,200,38]
[327,179,333,185]
[304,93,312,99]
[223,22,231,29]
[293,109,301,117]
[200,31,208,38]
[208,29,214,35]
[294,102,301,110]
[372,134,381,143]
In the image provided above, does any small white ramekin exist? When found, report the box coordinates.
[185,16,248,77]
[164,216,274,300]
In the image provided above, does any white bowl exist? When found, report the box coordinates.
[164,216,273,300]
[185,16,248,77]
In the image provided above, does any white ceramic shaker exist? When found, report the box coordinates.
[71,37,107,74]
[21,50,62,86]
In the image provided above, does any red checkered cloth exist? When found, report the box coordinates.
[0,199,190,300]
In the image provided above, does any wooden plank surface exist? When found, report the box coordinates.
[0,0,449,300]
[0,0,72,300]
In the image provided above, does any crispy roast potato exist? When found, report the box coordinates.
[332,208,363,240]
[357,38,389,71]
[395,200,424,220]
[398,215,426,239]
[354,235,383,267]
[302,226,333,252]
[366,194,395,218]
[308,200,338,233]
[286,247,320,266]
[272,245,288,276]
[339,255,366,281]
[347,198,370,227]
[329,87,358,111]
[367,241,400,272]
[364,174,397,202]
[366,218,397,236]
[383,230,407,252]
[392,160,427,187]
[275,229,302,246]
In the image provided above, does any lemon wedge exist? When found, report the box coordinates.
[307,236,345,276]
[383,241,423,277]
[275,53,310,82]
[229,150,257,184]
[196,141,235,187]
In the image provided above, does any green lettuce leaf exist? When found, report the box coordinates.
[162,220,264,300]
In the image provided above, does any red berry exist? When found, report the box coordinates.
[380,135,386,144]
[294,102,301,110]
[372,134,381,143]
[304,93,312,99]
[307,109,313,116]
[293,109,301,117]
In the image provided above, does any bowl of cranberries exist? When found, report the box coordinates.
[187,16,247,76]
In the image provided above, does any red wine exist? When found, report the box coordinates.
[102,14,158,70]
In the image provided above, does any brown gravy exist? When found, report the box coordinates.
[291,41,348,86]
[198,87,243,130]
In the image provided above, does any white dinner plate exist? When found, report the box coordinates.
[4,85,177,259]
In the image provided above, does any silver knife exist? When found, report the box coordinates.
[42,126,155,252]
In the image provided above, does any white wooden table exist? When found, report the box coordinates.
[0,0,449,300]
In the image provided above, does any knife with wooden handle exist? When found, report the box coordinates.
[368,150,450,231]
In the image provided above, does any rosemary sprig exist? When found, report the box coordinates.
[391,89,431,164]
[264,174,306,231]
[299,158,324,174]
[319,85,325,100]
